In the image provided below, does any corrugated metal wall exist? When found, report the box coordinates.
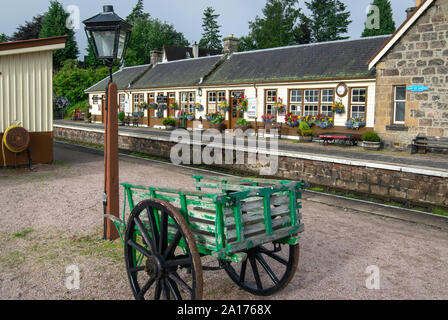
[0,51,53,133]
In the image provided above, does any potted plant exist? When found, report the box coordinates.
[298,121,314,142]
[162,117,177,130]
[362,131,381,151]
[84,109,92,123]
[208,112,225,132]
[118,111,125,126]
[285,113,300,128]
[315,114,334,129]
[234,118,251,131]
[346,117,366,130]
[262,114,281,131]
[186,112,195,121]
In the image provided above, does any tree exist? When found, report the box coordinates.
[39,0,79,70]
[0,33,8,43]
[9,14,45,41]
[199,7,223,51]
[126,18,189,66]
[53,59,112,107]
[238,0,305,51]
[301,0,352,42]
[126,0,148,24]
[362,0,396,37]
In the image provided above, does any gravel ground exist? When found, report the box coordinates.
[0,142,447,300]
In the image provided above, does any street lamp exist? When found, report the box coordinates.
[83,5,132,78]
[83,5,132,241]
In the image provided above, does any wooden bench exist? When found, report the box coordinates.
[318,133,361,146]
[411,135,448,154]
[131,116,143,127]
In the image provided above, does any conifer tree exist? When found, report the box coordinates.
[301,0,352,42]
[199,7,223,51]
[362,0,396,37]
[39,0,79,70]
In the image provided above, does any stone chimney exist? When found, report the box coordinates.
[223,34,239,55]
[150,50,163,64]
[406,0,422,18]
[192,42,199,58]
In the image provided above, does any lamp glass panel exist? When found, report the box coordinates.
[92,30,116,58]
[117,30,127,60]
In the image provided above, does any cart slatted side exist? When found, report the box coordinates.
[126,186,220,254]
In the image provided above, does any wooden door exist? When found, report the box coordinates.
[167,92,176,117]
[147,93,155,126]
[230,91,244,129]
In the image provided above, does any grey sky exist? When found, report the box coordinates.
[1,0,415,57]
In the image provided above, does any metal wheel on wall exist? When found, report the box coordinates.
[124,199,203,300]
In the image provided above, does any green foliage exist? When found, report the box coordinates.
[10,14,45,41]
[118,111,125,122]
[298,121,314,136]
[0,33,7,43]
[236,118,250,126]
[301,0,352,42]
[124,1,189,66]
[162,118,177,127]
[362,131,381,142]
[84,42,104,69]
[53,60,110,107]
[239,0,306,51]
[362,0,396,37]
[199,7,223,51]
[39,1,79,70]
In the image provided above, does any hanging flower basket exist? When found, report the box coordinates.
[193,103,204,112]
[186,113,195,121]
[273,97,286,113]
[138,102,149,110]
[237,95,249,112]
[155,110,164,118]
[149,103,158,110]
[331,101,345,114]
[169,102,179,110]
[218,98,229,112]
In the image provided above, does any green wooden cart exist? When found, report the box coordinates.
[107,175,305,300]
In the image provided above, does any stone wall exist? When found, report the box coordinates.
[54,127,448,209]
[374,0,448,149]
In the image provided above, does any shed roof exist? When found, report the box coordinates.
[0,36,67,56]
[202,36,390,85]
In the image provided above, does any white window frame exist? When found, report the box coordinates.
[394,86,406,124]
[350,88,366,119]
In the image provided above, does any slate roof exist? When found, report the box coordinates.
[85,36,390,93]
[163,45,222,61]
[131,55,223,89]
[85,64,150,92]
[202,36,390,85]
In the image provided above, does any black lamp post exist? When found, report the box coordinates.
[83,5,132,80]
[83,5,132,240]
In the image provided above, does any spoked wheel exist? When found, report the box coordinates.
[124,199,203,300]
[220,242,299,296]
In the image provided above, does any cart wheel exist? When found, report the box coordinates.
[220,242,299,296]
[124,199,203,300]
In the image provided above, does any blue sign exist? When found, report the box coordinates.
[407,85,429,92]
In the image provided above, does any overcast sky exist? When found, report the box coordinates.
[1,0,415,57]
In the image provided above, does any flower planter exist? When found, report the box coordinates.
[234,125,251,132]
[209,123,226,132]
[363,141,381,151]
[298,135,313,142]
[264,122,282,132]
[165,125,175,130]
